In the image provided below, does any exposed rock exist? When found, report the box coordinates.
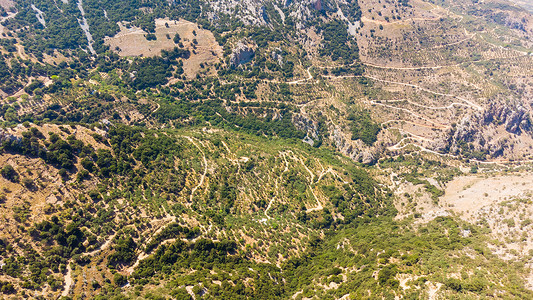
[230,41,255,67]
[293,114,319,145]
[443,99,533,159]
[0,129,20,144]
[483,101,531,134]
[359,151,375,164]
[271,50,284,66]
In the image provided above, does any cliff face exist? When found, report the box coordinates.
[443,100,533,159]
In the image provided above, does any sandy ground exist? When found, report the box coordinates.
[441,173,533,220]
[105,18,222,78]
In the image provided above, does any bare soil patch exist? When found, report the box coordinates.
[105,18,222,78]
[441,173,533,220]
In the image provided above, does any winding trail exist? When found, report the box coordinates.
[264,197,275,220]
[431,30,475,49]
[0,12,17,35]
[123,136,210,276]
[221,140,241,170]
[362,62,447,70]
[375,99,472,111]
[184,136,208,204]
[370,100,450,129]
[288,67,313,85]
[60,232,117,297]
[389,141,456,158]
[306,187,323,213]
[83,233,117,257]
[365,76,483,111]
[382,119,444,130]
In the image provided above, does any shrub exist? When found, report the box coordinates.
[1,165,18,182]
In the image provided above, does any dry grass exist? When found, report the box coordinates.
[105,18,222,79]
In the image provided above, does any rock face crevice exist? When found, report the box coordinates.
[293,114,319,146]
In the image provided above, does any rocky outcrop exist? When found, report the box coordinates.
[293,114,319,146]
[229,41,255,67]
[443,100,533,158]
[483,101,531,134]
[0,129,20,144]
[329,124,380,164]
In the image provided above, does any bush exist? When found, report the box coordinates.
[1,165,18,182]
[113,273,127,286]
[21,178,33,189]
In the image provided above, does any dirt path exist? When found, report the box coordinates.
[370,100,450,129]
[184,136,208,203]
[0,12,16,36]
[123,136,209,275]
[363,62,447,70]
[264,197,275,219]
[360,15,440,26]
[61,262,73,297]
[427,282,442,300]
[265,66,315,85]
[431,30,475,49]
[306,186,323,213]
[392,141,458,158]
[377,99,472,111]
[221,140,241,170]
[287,67,313,85]
[382,119,446,130]
[60,232,118,297]
[124,215,176,275]
[83,233,116,257]
[365,76,483,111]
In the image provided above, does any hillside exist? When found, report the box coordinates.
[1,123,533,299]
[1,0,533,299]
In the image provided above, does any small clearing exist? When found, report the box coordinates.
[105,18,222,78]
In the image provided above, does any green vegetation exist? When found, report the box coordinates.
[348,109,381,146]
[0,165,18,182]
[0,0,532,298]
[318,20,359,63]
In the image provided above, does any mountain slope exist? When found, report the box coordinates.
[1,0,533,299]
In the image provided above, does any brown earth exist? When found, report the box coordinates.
[105,18,222,79]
